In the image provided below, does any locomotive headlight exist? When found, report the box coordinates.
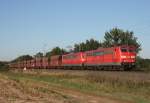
[81,58,85,62]
[131,56,135,58]
[121,56,126,58]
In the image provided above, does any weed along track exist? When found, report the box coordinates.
[0,70,150,103]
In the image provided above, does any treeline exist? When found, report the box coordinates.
[0,61,9,71]
[10,28,150,71]
[136,57,150,71]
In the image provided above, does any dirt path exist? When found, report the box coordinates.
[0,74,132,103]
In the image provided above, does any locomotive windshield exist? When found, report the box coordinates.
[121,47,136,52]
[121,48,127,52]
[129,49,135,52]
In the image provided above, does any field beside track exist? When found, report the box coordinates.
[0,69,150,103]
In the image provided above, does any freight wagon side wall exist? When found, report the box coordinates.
[42,57,49,68]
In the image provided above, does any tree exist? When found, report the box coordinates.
[12,55,33,62]
[103,28,141,53]
[73,38,102,52]
[87,39,102,50]
[0,61,8,69]
[45,47,67,57]
[51,47,66,55]
[34,52,43,58]
[45,51,51,58]
[74,44,80,52]
[136,56,150,71]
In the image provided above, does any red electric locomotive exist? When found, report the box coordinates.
[62,52,85,68]
[84,45,136,70]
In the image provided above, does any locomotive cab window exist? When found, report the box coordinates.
[93,51,103,56]
[64,54,77,59]
[121,48,127,52]
[86,53,93,56]
[129,49,135,52]
[104,50,113,54]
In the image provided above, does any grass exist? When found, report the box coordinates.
[1,70,150,103]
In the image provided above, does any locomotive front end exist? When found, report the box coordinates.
[120,45,136,70]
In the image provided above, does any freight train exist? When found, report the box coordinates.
[9,45,136,71]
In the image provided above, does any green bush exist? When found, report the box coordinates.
[0,61,9,71]
[136,57,150,71]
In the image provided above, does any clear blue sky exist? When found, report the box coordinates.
[0,0,150,61]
